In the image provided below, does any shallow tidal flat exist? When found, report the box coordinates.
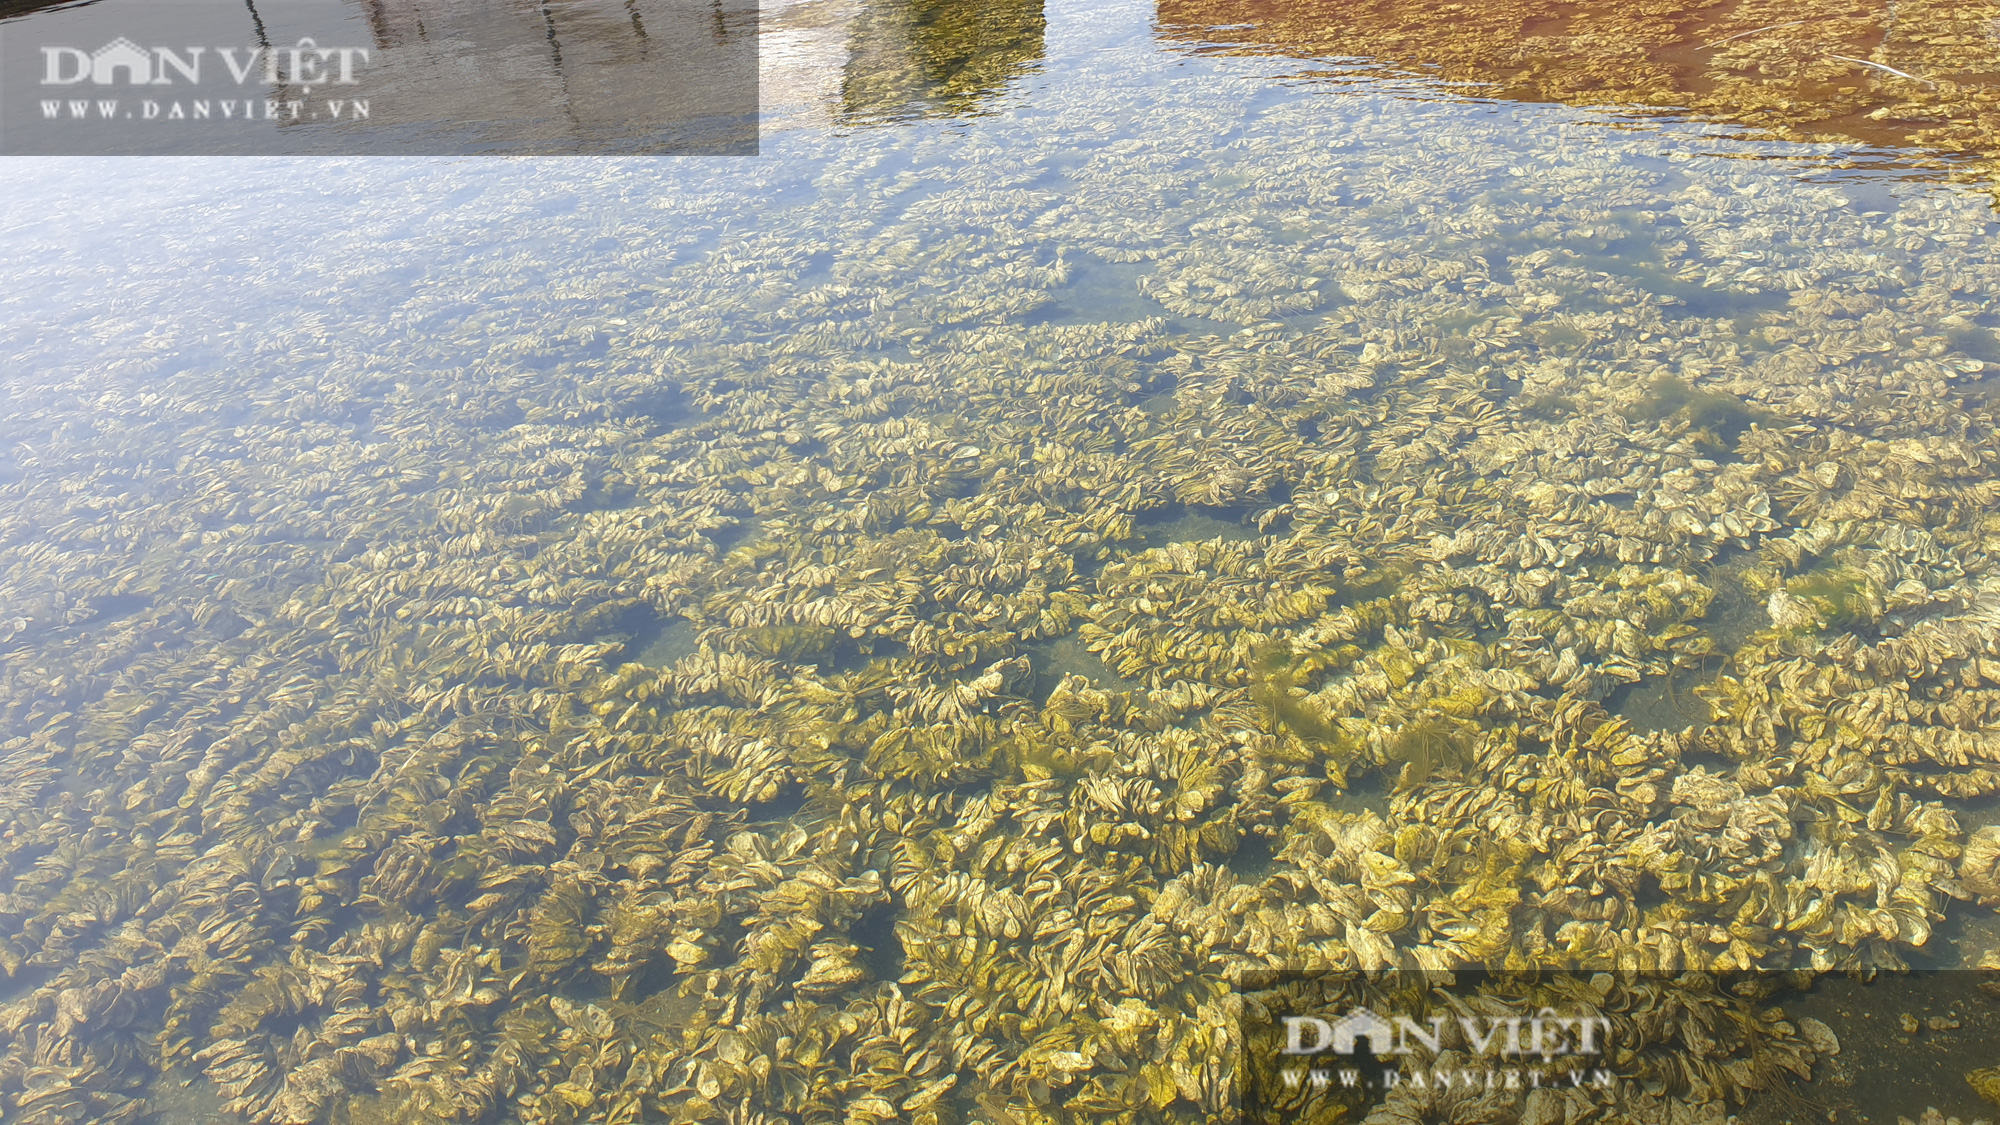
[5,0,2000,1121]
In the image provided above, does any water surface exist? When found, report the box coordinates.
[4,1,2000,1122]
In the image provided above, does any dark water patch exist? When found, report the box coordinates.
[1696,547,1766,656]
[1329,562,1407,608]
[1129,498,1185,532]
[554,972,615,1004]
[1625,375,1772,455]
[1633,870,1671,913]
[1553,243,1793,329]
[1249,212,1324,247]
[875,339,918,365]
[852,901,906,983]
[708,514,766,553]
[201,610,253,642]
[623,385,698,433]
[1830,178,1910,216]
[576,480,640,513]
[744,784,807,825]
[1477,371,1519,403]
[608,601,661,642]
[1025,634,1141,697]
[87,594,152,625]
[144,1066,239,1125]
[1923,900,2000,971]
[1024,253,1170,328]
[722,623,904,677]
[1137,371,1180,414]
[1071,544,1112,578]
[1604,672,1710,735]
[0,959,51,1008]
[1678,748,1738,774]
[823,633,907,675]
[632,616,699,668]
[1963,793,2000,833]
[625,954,689,1008]
[1134,500,1262,548]
[1947,327,2000,366]
[1954,370,2000,411]
[1164,309,1250,337]
[1662,282,1791,329]
[1323,770,1389,818]
[1766,972,2000,1125]
[1229,829,1277,881]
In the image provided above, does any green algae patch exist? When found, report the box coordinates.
[1384,712,1476,791]
[1627,376,1773,453]
[1784,564,1886,631]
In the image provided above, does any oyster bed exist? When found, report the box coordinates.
[6,1,2000,1122]
[1160,0,2000,192]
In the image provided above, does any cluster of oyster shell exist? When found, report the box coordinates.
[1158,0,2000,196]
[6,11,2000,1125]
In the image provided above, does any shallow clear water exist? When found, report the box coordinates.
[6,1,2000,1122]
